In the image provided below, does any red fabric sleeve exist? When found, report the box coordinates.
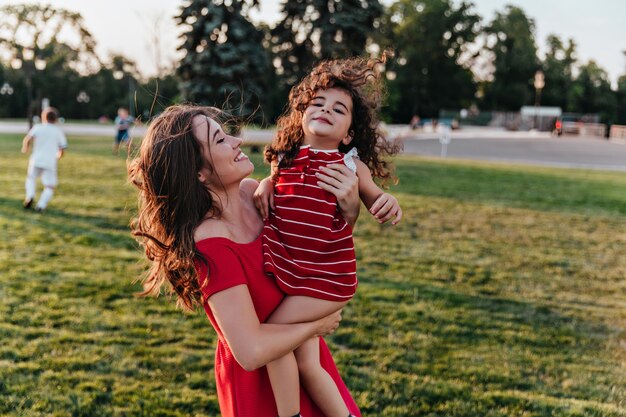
[196,242,248,302]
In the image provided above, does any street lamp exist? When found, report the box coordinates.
[11,47,47,128]
[76,90,90,119]
[1,82,14,95]
[76,90,90,103]
[533,70,545,130]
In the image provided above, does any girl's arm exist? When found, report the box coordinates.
[355,159,403,225]
[208,285,342,371]
[252,161,278,220]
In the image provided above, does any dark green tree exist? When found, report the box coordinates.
[384,0,481,121]
[176,0,269,119]
[616,62,626,125]
[269,0,383,116]
[570,60,617,123]
[0,3,99,121]
[272,0,384,82]
[540,34,577,111]
[482,5,538,111]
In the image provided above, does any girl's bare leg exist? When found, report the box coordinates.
[268,296,350,417]
[266,352,300,417]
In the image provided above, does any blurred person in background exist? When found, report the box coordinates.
[22,107,67,212]
[113,107,135,155]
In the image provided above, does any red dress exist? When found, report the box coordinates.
[263,145,358,302]
[195,235,361,417]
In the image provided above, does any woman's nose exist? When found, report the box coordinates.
[230,135,243,147]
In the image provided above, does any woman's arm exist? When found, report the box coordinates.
[208,285,342,371]
[316,163,361,227]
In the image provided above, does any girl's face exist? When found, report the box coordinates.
[192,115,253,187]
[302,87,353,149]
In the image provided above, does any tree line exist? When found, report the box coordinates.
[1,1,625,125]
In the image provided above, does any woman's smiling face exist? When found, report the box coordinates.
[192,115,253,187]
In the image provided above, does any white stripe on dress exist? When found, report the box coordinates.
[263,256,357,283]
[316,157,343,164]
[274,194,335,206]
[274,205,336,219]
[263,243,355,268]
[263,234,354,255]
[270,274,356,298]
[274,214,349,233]
[279,171,322,176]
[264,224,352,244]
[276,182,323,190]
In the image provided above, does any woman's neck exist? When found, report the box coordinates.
[195,181,261,243]
[213,184,245,224]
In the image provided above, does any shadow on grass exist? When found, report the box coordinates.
[350,276,611,377]
[338,277,621,414]
[395,158,626,217]
[0,196,135,251]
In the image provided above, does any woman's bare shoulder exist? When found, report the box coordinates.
[193,218,229,243]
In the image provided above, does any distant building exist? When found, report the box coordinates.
[520,106,562,131]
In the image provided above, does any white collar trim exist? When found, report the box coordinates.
[300,145,339,153]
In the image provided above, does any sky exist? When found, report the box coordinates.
[1,0,624,86]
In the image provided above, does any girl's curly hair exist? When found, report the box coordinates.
[265,54,399,185]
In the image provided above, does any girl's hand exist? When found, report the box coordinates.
[315,309,343,337]
[253,177,275,221]
[316,164,360,227]
[370,192,403,225]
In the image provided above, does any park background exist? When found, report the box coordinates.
[1,0,626,126]
[1,1,626,416]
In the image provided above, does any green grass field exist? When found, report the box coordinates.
[1,133,625,417]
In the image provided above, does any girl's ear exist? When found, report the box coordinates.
[342,130,354,145]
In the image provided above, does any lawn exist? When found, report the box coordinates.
[0,133,624,417]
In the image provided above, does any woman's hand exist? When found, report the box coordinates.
[316,164,360,227]
[370,192,403,225]
[315,309,343,337]
[252,177,275,221]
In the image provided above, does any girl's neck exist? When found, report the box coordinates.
[302,136,341,151]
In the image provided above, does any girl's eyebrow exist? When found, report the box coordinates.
[211,127,220,142]
[335,101,349,111]
[312,95,349,111]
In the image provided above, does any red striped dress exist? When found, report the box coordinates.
[263,145,358,302]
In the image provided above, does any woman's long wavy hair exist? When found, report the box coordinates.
[128,105,223,311]
[265,54,399,185]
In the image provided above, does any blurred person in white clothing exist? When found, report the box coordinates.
[21,107,67,212]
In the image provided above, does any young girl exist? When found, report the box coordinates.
[253,56,402,417]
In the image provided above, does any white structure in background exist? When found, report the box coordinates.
[520,106,562,131]
[438,124,451,157]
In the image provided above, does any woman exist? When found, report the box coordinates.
[128,105,362,417]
